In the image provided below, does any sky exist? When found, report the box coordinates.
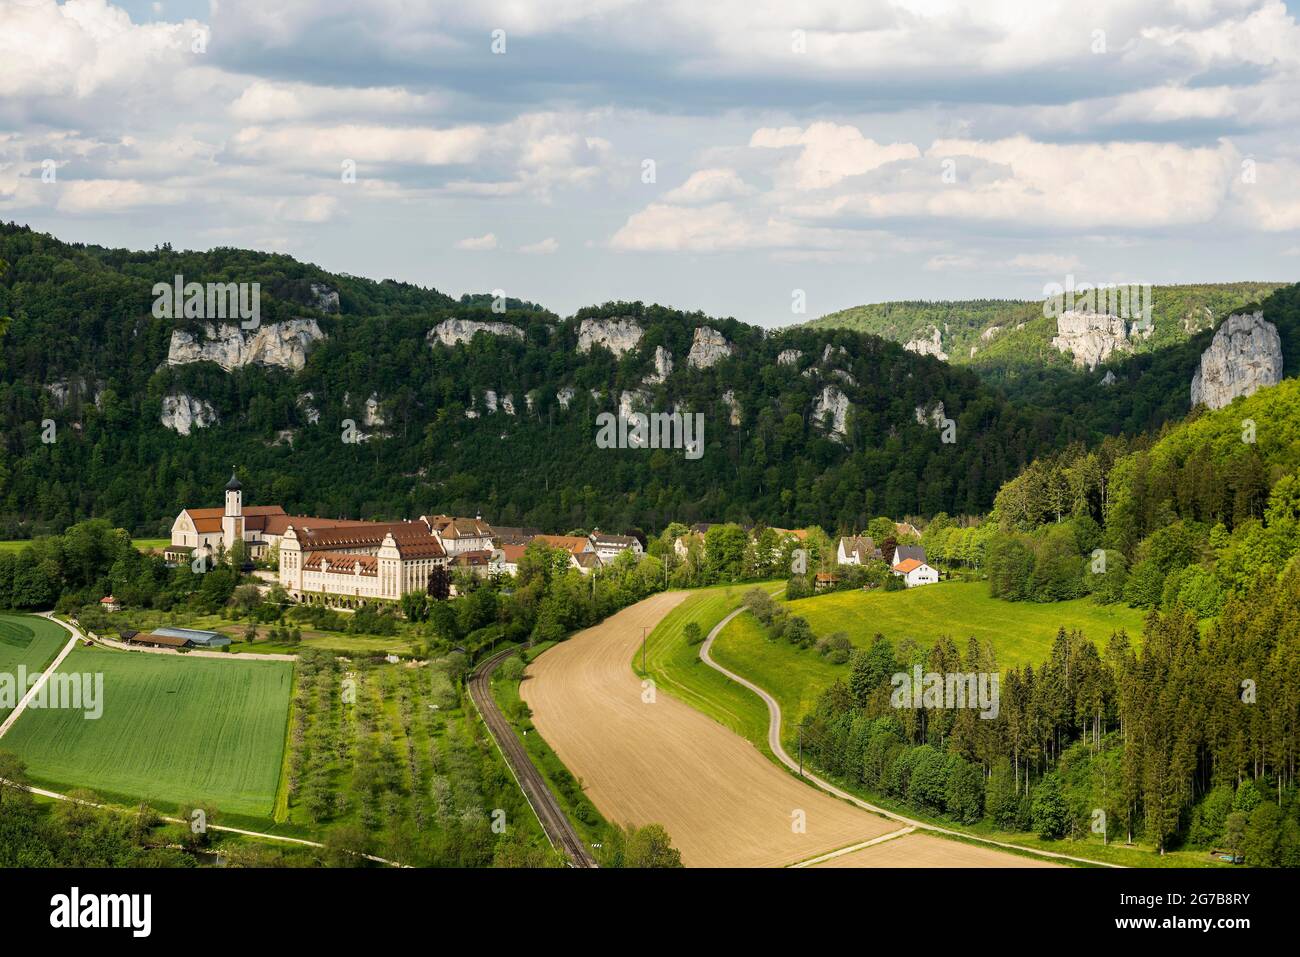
[2,0,1299,326]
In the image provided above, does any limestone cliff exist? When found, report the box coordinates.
[1190,311,1283,410]
[160,393,217,435]
[429,317,525,348]
[167,319,325,373]
[577,317,644,357]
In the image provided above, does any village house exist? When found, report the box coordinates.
[589,530,644,561]
[892,557,939,587]
[532,534,602,575]
[837,535,882,565]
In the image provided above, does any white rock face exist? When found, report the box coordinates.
[822,344,848,364]
[814,385,850,442]
[363,394,385,427]
[556,387,575,410]
[1100,370,1118,387]
[161,393,217,435]
[777,349,802,367]
[429,318,525,347]
[310,282,340,313]
[167,319,325,373]
[1050,312,1131,369]
[687,325,735,369]
[981,326,1002,342]
[1190,311,1283,410]
[915,400,946,428]
[619,389,651,420]
[644,345,674,384]
[904,327,948,362]
[720,389,742,426]
[831,369,858,387]
[297,392,320,425]
[501,394,516,416]
[577,317,643,357]
[484,390,499,413]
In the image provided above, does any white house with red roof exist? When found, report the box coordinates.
[891,557,939,587]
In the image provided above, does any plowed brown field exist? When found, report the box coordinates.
[521,591,904,867]
[811,831,1059,868]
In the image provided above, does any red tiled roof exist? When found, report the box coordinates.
[893,558,924,573]
[497,543,528,563]
[533,534,590,556]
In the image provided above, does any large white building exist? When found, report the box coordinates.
[169,472,473,607]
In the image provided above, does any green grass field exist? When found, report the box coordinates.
[3,645,292,818]
[636,584,780,755]
[0,538,168,554]
[710,581,1149,751]
[0,614,71,719]
[790,580,1148,668]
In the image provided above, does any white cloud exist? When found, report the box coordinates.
[661,168,755,204]
[456,232,499,250]
[750,122,920,190]
[229,123,489,166]
[229,80,446,123]
[519,237,559,254]
[53,177,185,212]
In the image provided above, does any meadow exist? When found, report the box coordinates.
[0,614,72,719]
[790,580,1148,668]
[0,538,168,554]
[635,583,781,754]
[2,645,292,818]
[710,580,1150,751]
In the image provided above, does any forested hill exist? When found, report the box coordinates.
[806,283,1287,386]
[0,221,1083,538]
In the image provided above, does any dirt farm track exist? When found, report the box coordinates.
[521,592,1050,868]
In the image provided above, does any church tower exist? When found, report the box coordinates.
[222,469,244,551]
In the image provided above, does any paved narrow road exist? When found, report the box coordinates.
[0,625,79,741]
[0,778,405,866]
[700,606,1120,868]
[467,646,596,867]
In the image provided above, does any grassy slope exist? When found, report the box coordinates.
[703,590,1220,868]
[0,538,168,554]
[635,583,781,757]
[711,582,1147,750]
[3,645,292,817]
[0,613,71,719]
[790,580,1148,668]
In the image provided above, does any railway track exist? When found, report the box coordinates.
[467,646,597,868]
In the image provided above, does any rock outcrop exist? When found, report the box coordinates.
[644,345,674,384]
[777,349,802,367]
[430,317,525,348]
[167,319,325,373]
[161,393,217,435]
[297,392,320,425]
[687,326,735,369]
[310,282,340,314]
[1190,311,1283,410]
[577,317,643,357]
[904,327,948,362]
[813,385,850,442]
[619,389,652,420]
[914,400,946,429]
[556,387,575,410]
[720,390,741,426]
[1050,312,1131,370]
[363,395,385,428]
